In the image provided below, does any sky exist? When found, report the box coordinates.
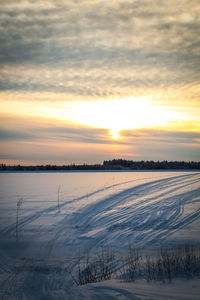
[0,0,200,165]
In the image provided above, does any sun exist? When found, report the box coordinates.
[110,129,121,139]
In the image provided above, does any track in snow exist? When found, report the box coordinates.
[2,172,199,256]
[0,172,200,299]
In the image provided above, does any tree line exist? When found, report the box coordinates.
[0,159,200,171]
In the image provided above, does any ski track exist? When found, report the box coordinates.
[53,174,200,250]
[0,172,200,299]
[1,173,200,253]
[1,173,193,234]
[1,178,137,235]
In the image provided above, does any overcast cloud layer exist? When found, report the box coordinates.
[0,0,200,164]
[0,0,200,104]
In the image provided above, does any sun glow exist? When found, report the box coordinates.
[63,97,180,139]
[1,95,192,141]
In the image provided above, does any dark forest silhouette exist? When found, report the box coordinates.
[1,159,199,171]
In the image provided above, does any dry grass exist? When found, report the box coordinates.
[72,244,200,285]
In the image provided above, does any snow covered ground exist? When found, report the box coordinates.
[0,171,200,299]
[74,278,200,300]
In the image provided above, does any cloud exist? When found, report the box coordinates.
[0,113,111,145]
[122,129,200,145]
[0,113,124,163]
[0,0,199,102]
[0,114,199,163]
[118,129,200,161]
[0,1,199,164]
[0,129,36,140]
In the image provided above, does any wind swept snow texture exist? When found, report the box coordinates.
[0,171,200,299]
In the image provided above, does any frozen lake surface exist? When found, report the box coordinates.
[0,171,200,299]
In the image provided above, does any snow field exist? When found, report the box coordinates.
[0,171,200,299]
